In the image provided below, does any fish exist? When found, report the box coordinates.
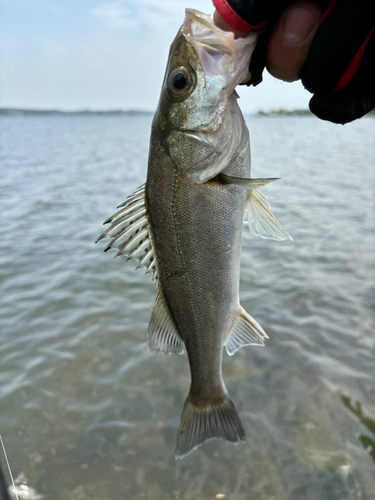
[97,9,292,459]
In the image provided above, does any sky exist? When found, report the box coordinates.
[0,0,314,113]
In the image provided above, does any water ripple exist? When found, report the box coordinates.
[0,115,374,499]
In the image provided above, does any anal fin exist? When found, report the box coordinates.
[148,291,184,355]
[225,307,268,355]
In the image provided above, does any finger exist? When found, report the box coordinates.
[266,1,322,82]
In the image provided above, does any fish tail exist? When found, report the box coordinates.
[175,391,245,459]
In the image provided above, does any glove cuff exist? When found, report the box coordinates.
[213,0,267,32]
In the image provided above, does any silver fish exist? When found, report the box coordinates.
[97,9,292,459]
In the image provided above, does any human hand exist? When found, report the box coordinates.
[213,0,375,124]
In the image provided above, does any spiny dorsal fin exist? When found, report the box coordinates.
[148,291,184,355]
[225,307,268,355]
[245,188,293,241]
[96,184,158,280]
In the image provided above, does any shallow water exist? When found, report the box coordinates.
[0,114,374,500]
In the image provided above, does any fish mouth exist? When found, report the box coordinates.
[183,8,236,56]
[181,9,258,93]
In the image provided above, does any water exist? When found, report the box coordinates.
[0,114,374,500]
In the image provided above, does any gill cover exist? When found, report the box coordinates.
[165,9,258,183]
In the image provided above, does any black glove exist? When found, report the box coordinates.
[301,0,375,123]
[218,0,374,124]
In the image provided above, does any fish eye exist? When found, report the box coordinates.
[172,73,187,90]
[167,67,194,98]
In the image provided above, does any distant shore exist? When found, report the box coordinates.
[0,108,153,116]
[0,107,313,117]
[257,108,375,117]
[1,107,374,117]
[257,108,313,117]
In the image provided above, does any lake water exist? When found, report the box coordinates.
[0,114,374,500]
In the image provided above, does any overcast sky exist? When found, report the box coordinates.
[1,0,314,113]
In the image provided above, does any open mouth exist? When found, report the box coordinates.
[183,9,235,56]
[181,9,257,93]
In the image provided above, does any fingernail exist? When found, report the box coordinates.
[282,7,318,45]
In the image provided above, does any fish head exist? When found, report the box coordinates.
[154,9,258,183]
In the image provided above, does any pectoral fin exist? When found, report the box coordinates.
[225,307,268,355]
[219,174,279,188]
[148,291,184,355]
[245,189,293,241]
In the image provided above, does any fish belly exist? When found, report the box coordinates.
[147,159,246,401]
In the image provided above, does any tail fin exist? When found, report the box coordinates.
[175,393,245,459]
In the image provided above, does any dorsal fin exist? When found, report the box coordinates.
[96,184,158,280]
[148,291,184,355]
[225,307,268,355]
